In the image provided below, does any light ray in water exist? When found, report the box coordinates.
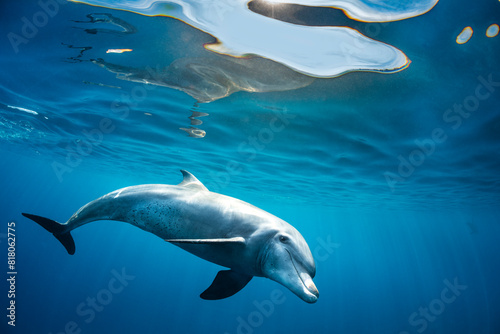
[68,0,433,78]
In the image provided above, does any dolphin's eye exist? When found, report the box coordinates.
[279,235,288,243]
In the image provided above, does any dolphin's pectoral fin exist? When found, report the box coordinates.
[165,237,245,244]
[200,270,253,300]
[178,170,209,191]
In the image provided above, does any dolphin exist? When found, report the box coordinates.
[22,170,318,303]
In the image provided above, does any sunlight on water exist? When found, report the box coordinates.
[7,105,39,115]
[2,3,500,332]
[456,26,473,44]
[106,48,133,53]
[486,23,499,37]
[259,0,439,22]
[70,0,421,78]
[1,0,498,211]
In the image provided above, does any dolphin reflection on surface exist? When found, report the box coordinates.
[92,56,314,103]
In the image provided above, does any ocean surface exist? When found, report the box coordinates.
[1,0,500,333]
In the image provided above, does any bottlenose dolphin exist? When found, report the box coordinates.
[22,170,318,303]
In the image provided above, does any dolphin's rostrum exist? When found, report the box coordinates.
[22,170,319,303]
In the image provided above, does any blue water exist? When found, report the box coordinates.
[1,0,500,333]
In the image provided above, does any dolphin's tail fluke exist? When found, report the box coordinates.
[22,213,75,255]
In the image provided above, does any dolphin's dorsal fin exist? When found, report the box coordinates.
[165,237,245,244]
[178,170,208,191]
[200,270,253,300]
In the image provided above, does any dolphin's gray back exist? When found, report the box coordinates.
[64,184,246,240]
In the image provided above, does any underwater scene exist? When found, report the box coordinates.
[1,0,500,333]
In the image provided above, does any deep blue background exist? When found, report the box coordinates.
[1,151,499,334]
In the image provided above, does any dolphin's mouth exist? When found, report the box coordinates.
[286,249,319,303]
